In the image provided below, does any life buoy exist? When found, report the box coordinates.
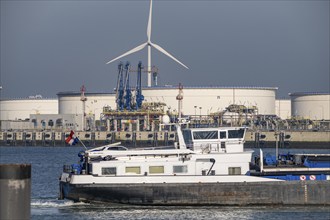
[300,175,306,181]
[310,175,316,180]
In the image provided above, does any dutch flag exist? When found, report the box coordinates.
[65,130,79,145]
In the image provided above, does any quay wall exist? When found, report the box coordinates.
[245,131,330,142]
[0,130,329,148]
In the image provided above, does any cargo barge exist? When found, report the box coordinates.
[59,125,330,205]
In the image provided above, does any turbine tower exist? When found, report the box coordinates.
[106,0,188,87]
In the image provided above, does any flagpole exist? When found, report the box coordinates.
[66,130,88,150]
[78,138,88,150]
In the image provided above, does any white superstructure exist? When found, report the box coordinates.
[61,126,279,185]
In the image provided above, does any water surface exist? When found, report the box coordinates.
[1,146,329,220]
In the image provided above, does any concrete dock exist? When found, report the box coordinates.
[0,130,329,148]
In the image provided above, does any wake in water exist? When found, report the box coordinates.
[31,198,87,208]
[30,198,330,220]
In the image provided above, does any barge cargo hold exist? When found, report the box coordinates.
[60,180,329,205]
[59,125,330,205]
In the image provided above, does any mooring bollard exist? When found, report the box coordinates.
[0,164,31,220]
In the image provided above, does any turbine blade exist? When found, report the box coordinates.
[150,42,189,69]
[147,0,153,41]
[106,43,147,64]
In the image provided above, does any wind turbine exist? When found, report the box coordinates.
[106,0,188,87]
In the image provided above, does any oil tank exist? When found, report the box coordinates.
[290,92,330,120]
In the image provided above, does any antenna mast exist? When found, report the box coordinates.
[80,85,87,131]
[176,83,183,122]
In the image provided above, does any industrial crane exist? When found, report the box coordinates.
[115,62,144,111]
[115,62,124,111]
[123,62,132,111]
[135,62,144,110]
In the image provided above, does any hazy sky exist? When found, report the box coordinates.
[1,0,329,99]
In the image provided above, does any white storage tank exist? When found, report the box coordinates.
[57,92,116,119]
[0,99,58,121]
[142,86,277,115]
[275,99,291,119]
[57,87,277,117]
[290,92,330,120]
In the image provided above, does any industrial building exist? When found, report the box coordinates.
[0,88,329,132]
[0,89,329,147]
[56,86,277,131]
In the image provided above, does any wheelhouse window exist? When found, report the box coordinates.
[182,130,193,146]
[107,146,128,151]
[125,166,141,174]
[228,129,245,139]
[173,165,188,173]
[193,131,218,140]
[220,131,226,139]
[102,167,116,175]
[228,167,241,175]
[149,166,164,174]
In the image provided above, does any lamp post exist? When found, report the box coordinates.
[199,107,202,126]
[275,130,279,166]
[208,107,212,125]
[194,106,197,126]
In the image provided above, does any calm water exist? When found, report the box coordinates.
[0,146,329,220]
